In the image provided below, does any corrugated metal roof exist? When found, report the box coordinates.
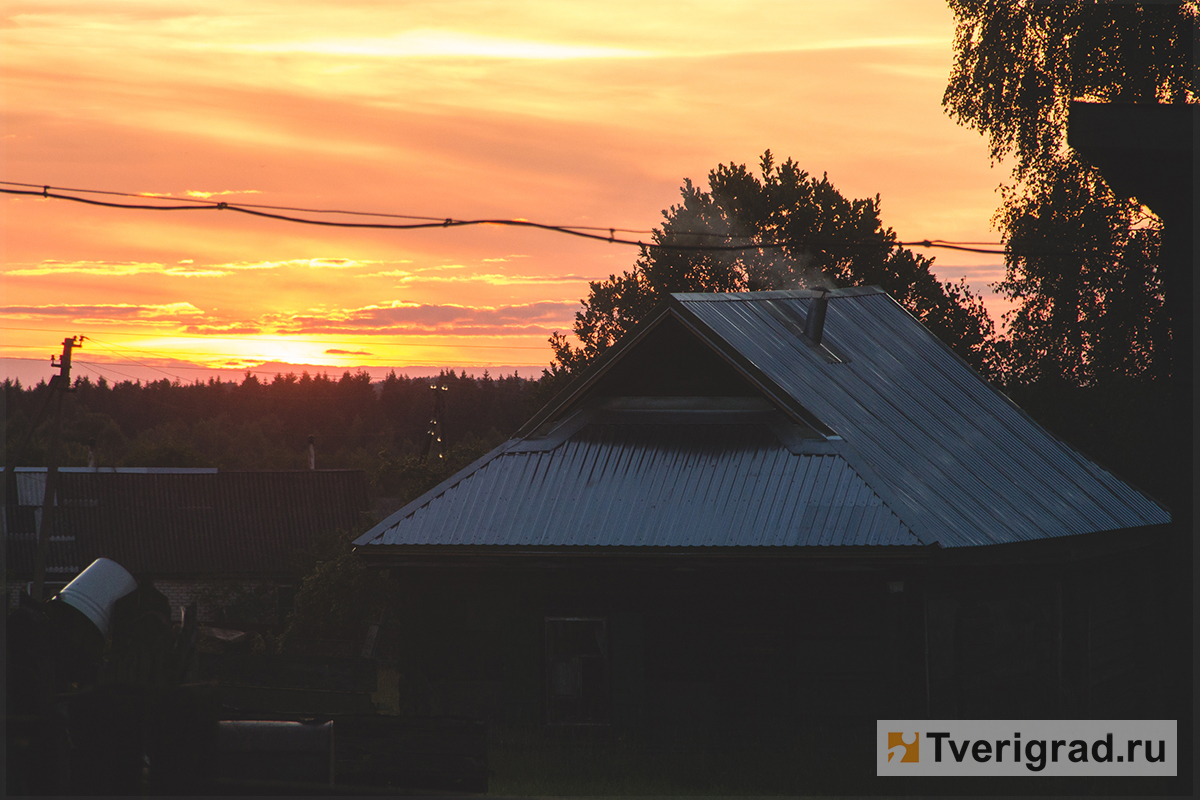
[357,288,1169,553]
[5,467,218,507]
[671,289,1169,547]
[361,414,920,548]
[5,469,370,576]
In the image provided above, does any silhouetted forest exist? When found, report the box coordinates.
[4,369,554,504]
[4,363,1173,513]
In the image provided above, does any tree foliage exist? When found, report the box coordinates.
[944,1,1195,386]
[281,550,389,650]
[944,0,1196,180]
[5,368,538,503]
[997,157,1169,385]
[552,152,998,377]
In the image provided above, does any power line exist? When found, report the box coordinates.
[72,359,145,384]
[84,338,185,383]
[1,182,1011,254]
[0,179,660,233]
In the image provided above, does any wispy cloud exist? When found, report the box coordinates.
[5,257,385,277]
[363,269,590,285]
[189,28,941,62]
[274,300,577,335]
[208,257,378,271]
[183,323,264,335]
[182,189,262,199]
[325,348,371,356]
[229,31,650,60]
[359,259,587,285]
[786,36,944,53]
[2,302,203,319]
[5,260,233,278]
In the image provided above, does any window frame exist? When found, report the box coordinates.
[544,615,611,726]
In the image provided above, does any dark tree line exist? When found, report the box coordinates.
[4,369,541,504]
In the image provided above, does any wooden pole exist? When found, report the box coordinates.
[32,337,81,601]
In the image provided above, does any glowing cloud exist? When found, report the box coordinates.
[183,189,263,199]
[2,302,203,319]
[233,30,650,60]
[272,300,577,334]
[365,270,591,285]
[4,257,386,277]
[5,261,232,278]
[184,324,264,335]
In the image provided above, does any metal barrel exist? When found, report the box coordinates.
[55,557,137,635]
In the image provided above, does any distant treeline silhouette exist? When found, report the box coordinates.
[3,361,1172,513]
[4,369,549,503]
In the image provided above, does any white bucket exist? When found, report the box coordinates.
[55,557,138,635]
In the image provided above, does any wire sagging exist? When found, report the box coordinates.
[1,181,1010,254]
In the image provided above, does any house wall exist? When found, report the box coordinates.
[381,561,927,745]
[154,580,216,622]
[923,543,1170,721]
[378,544,1169,742]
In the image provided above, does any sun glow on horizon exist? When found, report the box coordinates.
[3,1,1006,383]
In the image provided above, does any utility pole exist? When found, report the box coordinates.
[419,382,448,465]
[32,336,82,601]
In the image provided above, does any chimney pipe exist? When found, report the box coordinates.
[804,291,829,346]
[308,435,315,470]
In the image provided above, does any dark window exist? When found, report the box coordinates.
[545,617,609,725]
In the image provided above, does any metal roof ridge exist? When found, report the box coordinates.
[670,286,884,301]
[807,430,932,547]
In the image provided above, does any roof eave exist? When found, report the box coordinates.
[355,542,943,566]
[929,522,1172,566]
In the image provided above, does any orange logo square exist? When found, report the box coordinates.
[887,731,919,762]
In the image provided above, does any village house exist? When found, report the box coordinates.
[353,287,1171,745]
[4,467,371,625]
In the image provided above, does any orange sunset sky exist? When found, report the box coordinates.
[2,0,1011,386]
